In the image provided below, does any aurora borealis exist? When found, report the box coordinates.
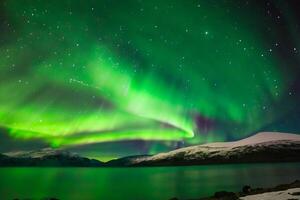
[0,0,300,160]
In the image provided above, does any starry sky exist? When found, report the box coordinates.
[0,0,300,161]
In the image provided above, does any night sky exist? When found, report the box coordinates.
[0,0,300,161]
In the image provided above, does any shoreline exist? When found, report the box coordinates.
[168,180,300,200]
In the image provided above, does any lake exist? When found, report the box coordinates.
[0,163,300,200]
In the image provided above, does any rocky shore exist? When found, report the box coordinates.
[169,180,300,200]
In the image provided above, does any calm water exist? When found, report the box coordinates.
[0,163,300,200]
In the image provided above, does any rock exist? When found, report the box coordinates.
[214,191,239,199]
[242,185,251,194]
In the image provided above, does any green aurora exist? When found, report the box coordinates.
[0,0,299,158]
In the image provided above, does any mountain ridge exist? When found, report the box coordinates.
[106,132,300,166]
[1,132,299,167]
[0,148,103,167]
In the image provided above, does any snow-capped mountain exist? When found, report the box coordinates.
[107,132,300,166]
[0,148,103,167]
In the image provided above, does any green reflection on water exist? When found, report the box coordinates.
[0,163,300,200]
